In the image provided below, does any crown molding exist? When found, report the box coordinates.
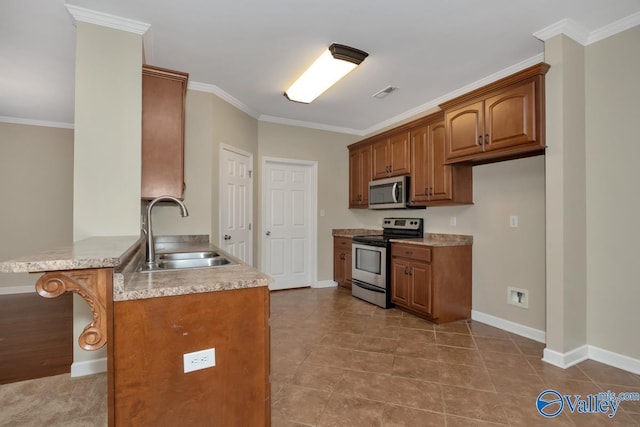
[64,4,150,35]
[533,18,590,45]
[0,116,74,129]
[188,81,260,119]
[534,13,640,46]
[587,10,640,45]
[362,53,545,136]
[258,115,364,135]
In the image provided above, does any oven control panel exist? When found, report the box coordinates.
[382,217,423,230]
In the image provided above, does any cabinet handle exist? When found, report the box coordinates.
[485,133,489,144]
[424,187,429,195]
[429,188,433,197]
[408,268,413,276]
[404,266,409,275]
[477,135,483,146]
[405,251,413,256]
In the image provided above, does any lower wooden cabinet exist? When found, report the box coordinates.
[112,287,270,426]
[391,242,471,323]
[333,236,353,289]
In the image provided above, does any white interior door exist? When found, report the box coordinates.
[220,145,253,265]
[262,158,317,290]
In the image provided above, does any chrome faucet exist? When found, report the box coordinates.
[144,196,189,269]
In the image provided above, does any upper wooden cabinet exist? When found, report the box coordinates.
[409,113,472,206]
[141,65,189,200]
[440,63,550,164]
[372,131,410,179]
[349,143,372,208]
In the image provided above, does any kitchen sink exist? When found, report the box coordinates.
[159,251,219,260]
[138,251,236,272]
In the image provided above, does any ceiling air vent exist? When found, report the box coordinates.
[372,86,398,99]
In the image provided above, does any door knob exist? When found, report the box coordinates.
[266,231,271,236]
[224,235,231,240]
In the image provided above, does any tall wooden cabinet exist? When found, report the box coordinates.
[441,63,550,164]
[349,143,372,208]
[141,65,189,200]
[409,113,472,206]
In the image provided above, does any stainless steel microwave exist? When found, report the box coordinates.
[368,175,409,209]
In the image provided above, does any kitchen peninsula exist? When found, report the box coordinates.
[0,235,271,426]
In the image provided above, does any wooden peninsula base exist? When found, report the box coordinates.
[112,287,270,426]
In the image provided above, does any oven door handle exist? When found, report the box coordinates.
[353,280,385,294]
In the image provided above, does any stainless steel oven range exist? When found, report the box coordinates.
[351,217,423,308]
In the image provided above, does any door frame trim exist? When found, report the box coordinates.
[261,156,318,288]
[219,143,254,265]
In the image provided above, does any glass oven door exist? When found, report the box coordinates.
[352,243,386,289]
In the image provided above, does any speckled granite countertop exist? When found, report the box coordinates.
[390,233,473,247]
[0,235,271,301]
[332,228,381,238]
[0,236,141,273]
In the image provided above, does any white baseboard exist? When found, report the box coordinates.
[471,310,546,343]
[71,357,107,377]
[588,345,640,375]
[543,345,589,369]
[312,280,338,289]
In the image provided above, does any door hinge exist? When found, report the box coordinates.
[249,223,252,230]
[248,170,252,178]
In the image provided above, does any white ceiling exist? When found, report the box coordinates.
[2,1,640,134]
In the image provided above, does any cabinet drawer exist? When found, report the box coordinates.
[334,237,352,249]
[392,244,431,262]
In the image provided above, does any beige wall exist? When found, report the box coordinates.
[586,26,640,359]
[257,122,360,279]
[73,22,143,363]
[0,123,73,291]
[152,90,259,262]
[544,35,588,354]
[257,122,546,331]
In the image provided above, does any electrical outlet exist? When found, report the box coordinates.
[509,215,519,228]
[449,216,457,227]
[183,348,216,373]
[507,287,528,309]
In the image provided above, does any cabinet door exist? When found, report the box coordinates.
[360,145,372,206]
[429,121,453,201]
[345,250,353,287]
[410,125,430,204]
[389,132,410,176]
[391,259,410,307]
[141,66,188,200]
[444,100,484,161]
[348,145,372,208]
[409,260,432,314]
[372,138,390,179]
[485,80,536,152]
[333,247,345,286]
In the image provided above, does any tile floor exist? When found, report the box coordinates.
[270,287,640,426]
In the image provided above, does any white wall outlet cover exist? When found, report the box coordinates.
[509,215,519,228]
[183,348,216,373]
[449,216,457,226]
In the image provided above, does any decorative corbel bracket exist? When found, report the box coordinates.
[36,268,111,351]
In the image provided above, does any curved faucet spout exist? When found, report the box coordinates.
[144,196,189,269]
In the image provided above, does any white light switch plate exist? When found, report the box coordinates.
[183,348,216,373]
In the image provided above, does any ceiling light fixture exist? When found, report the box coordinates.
[372,86,398,99]
[284,43,368,104]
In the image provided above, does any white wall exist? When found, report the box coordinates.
[586,26,640,360]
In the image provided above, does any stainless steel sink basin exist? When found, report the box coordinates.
[138,251,236,272]
[157,256,233,270]
[158,251,219,260]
